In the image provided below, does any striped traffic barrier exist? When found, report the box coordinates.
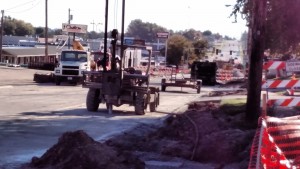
[263,61,286,70]
[248,117,294,169]
[267,98,300,107]
[263,61,286,79]
[262,79,299,96]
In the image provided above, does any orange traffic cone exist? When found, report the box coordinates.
[292,73,296,80]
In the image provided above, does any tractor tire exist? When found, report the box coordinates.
[135,93,146,115]
[155,92,160,106]
[161,78,166,91]
[86,89,100,112]
[149,94,156,112]
[161,85,166,92]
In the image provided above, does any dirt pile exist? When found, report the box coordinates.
[106,101,257,168]
[26,130,144,169]
[24,83,258,169]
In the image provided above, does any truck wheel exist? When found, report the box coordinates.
[55,77,61,85]
[86,89,100,112]
[135,93,146,115]
[149,94,156,112]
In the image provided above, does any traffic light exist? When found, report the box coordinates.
[230,50,232,55]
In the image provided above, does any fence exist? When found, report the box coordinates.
[248,116,300,169]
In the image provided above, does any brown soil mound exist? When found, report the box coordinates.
[106,101,257,168]
[26,130,144,169]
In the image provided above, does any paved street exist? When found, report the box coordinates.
[0,67,206,168]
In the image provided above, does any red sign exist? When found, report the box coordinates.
[62,23,88,33]
[156,32,169,39]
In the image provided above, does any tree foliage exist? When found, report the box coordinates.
[265,0,300,54]
[3,16,34,36]
[192,39,209,59]
[176,29,202,41]
[166,34,192,65]
[126,19,168,42]
[232,0,300,54]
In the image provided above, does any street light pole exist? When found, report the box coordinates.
[96,23,102,33]
[0,10,4,63]
[68,8,72,49]
[45,0,48,61]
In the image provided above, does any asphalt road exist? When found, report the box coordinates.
[0,66,207,168]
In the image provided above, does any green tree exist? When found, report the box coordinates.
[126,19,168,42]
[3,16,34,36]
[166,34,192,66]
[264,0,300,54]
[14,20,34,36]
[202,30,212,36]
[192,39,209,60]
[35,27,44,37]
[177,29,202,41]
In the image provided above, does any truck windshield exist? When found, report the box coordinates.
[61,51,88,62]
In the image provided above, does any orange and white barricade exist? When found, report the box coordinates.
[248,116,300,169]
[216,69,233,84]
[262,79,299,96]
[263,61,286,79]
[267,98,300,107]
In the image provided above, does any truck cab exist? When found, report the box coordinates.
[54,49,90,85]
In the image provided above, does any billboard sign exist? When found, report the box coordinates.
[62,23,88,33]
[156,32,169,39]
[124,38,145,46]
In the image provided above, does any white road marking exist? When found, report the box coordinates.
[0,85,13,89]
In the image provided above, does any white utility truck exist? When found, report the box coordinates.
[54,23,90,85]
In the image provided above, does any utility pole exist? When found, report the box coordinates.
[45,0,48,61]
[0,10,4,63]
[68,8,72,49]
[245,0,267,122]
[91,20,95,32]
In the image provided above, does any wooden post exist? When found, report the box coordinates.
[262,93,267,117]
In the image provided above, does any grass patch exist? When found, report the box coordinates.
[221,98,246,106]
[220,98,246,116]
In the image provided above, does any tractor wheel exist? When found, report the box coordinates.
[155,92,160,106]
[135,93,146,115]
[86,89,100,112]
[161,78,166,91]
[161,85,166,92]
[149,94,156,112]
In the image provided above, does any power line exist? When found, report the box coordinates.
[5,0,41,14]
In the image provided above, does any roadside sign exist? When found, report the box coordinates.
[156,32,169,39]
[124,39,145,46]
[62,23,88,33]
[286,61,300,72]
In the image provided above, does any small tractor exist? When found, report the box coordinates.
[82,31,159,115]
[82,0,159,115]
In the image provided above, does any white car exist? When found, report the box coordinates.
[7,64,20,67]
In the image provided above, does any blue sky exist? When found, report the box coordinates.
[1,0,247,39]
